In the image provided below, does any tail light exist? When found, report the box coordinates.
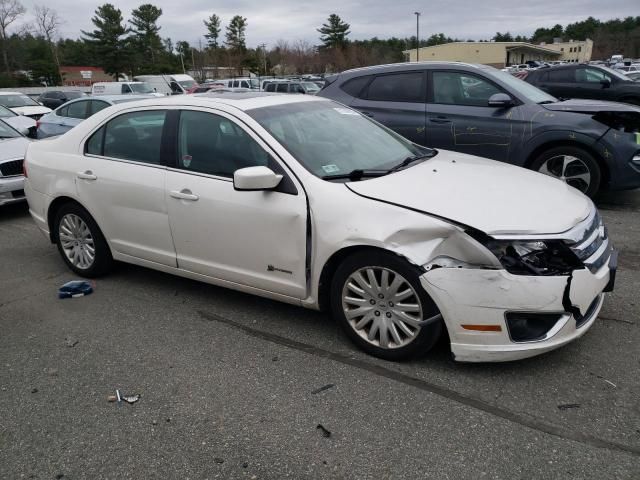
[35,120,40,129]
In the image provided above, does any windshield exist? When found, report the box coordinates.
[130,83,154,93]
[0,104,16,117]
[301,82,320,92]
[0,119,21,138]
[483,68,558,103]
[178,80,197,89]
[247,101,432,179]
[0,94,40,108]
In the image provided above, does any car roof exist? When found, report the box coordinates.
[339,61,482,76]
[108,92,325,112]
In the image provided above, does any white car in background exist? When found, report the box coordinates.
[0,119,30,206]
[24,94,616,362]
[0,91,51,119]
[0,104,36,137]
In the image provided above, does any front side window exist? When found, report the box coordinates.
[87,110,167,164]
[276,83,288,93]
[289,83,302,93]
[130,83,153,94]
[66,101,89,119]
[432,71,502,106]
[547,69,573,82]
[247,101,430,178]
[576,68,612,83]
[121,84,132,94]
[266,84,276,92]
[366,72,424,103]
[177,110,269,177]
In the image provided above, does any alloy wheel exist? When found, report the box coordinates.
[341,267,437,349]
[537,155,591,193]
[58,213,95,270]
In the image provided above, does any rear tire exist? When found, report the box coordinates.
[530,146,601,198]
[54,203,113,278]
[330,250,442,361]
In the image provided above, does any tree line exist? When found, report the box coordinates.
[0,1,639,88]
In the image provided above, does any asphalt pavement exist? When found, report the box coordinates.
[1,189,639,479]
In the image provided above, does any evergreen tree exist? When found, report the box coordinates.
[225,15,247,51]
[318,14,350,49]
[129,3,163,65]
[81,3,130,79]
[493,32,514,42]
[204,13,221,49]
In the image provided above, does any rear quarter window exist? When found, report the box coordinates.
[339,75,372,98]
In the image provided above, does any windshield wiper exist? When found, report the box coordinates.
[388,152,435,172]
[322,169,391,181]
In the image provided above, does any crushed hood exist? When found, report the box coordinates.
[9,105,51,116]
[0,136,30,161]
[542,98,640,114]
[346,150,592,236]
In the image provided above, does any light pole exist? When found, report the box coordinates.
[414,12,421,62]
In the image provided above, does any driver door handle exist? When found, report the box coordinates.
[430,116,451,124]
[170,189,199,201]
[76,170,97,181]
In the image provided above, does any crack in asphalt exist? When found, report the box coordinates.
[198,309,640,458]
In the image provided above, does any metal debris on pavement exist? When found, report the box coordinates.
[557,403,581,410]
[316,424,331,437]
[311,384,335,394]
[58,280,93,299]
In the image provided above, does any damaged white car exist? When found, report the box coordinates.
[23,94,616,362]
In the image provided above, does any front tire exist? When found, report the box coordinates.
[530,146,601,198]
[54,203,113,277]
[330,250,442,361]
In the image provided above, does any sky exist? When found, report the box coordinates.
[16,0,640,49]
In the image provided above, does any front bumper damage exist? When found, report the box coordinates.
[420,252,615,362]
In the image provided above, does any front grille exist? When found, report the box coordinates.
[577,295,602,328]
[565,211,611,273]
[0,158,23,177]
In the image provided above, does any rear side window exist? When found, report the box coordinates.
[340,75,372,98]
[547,69,573,82]
[66,100,89,119]
[366,72,424,102]
[86,110,167,164]
[89,100,110,116]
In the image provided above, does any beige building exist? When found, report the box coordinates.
[541,39,593,63]
[404,42,564,68]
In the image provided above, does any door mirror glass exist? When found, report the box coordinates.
[600,78,611,88]
[487,93,514,108]
[234,166,282,191]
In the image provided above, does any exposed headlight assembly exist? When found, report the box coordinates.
[484,239,581,276]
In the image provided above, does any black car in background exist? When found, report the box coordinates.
[318,62,640,197]
[523,64,640,105]
[37,90,85,110]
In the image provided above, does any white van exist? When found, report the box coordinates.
[91,81,159,96]
[133,74,197,95]
[215,77,260,90]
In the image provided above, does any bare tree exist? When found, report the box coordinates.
[0,0,26,73]
[33,5,62,82]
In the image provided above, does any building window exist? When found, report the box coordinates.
[561,48,564,52]
[578,46,582,52]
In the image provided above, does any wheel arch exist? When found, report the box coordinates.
[317,245,422,312]
[47,196,90,243]
[524,140,610,187]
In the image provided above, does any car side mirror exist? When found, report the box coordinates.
[600,78,611,88]
[234,166,282,191]
[488,93,514,108]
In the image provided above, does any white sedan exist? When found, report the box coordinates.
[23,93,616,362]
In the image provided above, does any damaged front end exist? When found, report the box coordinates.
[420,207,616,362]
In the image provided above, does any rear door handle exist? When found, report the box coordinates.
[169,189,199,201]
[429,116,451,124]
[76,170,97,181]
